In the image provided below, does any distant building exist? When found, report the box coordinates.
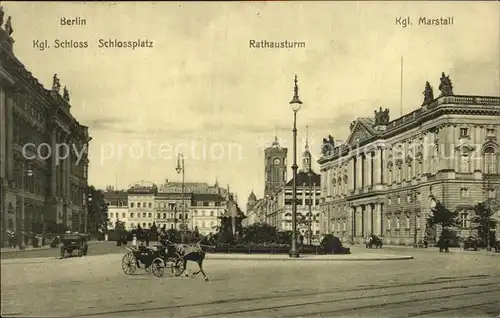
[266,138,323,242]
[104,179,234,232]
[264,137,288,197]
[127,181,157,230]
[103,186,129,230]
[191,193,226,235]
[318,74,500,245]
[245,192,266,226]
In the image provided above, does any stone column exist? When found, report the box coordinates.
[313,184,316,208]
[374,148,381,184]
[357,155,363,189]
[374,203,381,235]
[67,138,72,203]
[348,157,355,191]
[368,204,373,234]
[367,153,373,186]
[50,127,57,196]
[5,93,14,182]
[302,184,306,207]
[355,206,360,236]
[445,125,454,170]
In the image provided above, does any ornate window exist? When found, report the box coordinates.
[460,212,468,228]
[148,202,152,208]
[460,127,469,138]
[459,155,470,173]
[460,187,469,198]
[406,214,410,229]
[416,214,421,229]
[387,216,391,230]
[396,167,402,183]
[137,202,141,208]
[484,147,497,174]
[488,189,496,199]
[396,215,400,230]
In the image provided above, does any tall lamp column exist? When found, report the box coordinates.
[289,74,302,258]
[176,153,185,243]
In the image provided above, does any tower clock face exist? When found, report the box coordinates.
[273,158,281,165]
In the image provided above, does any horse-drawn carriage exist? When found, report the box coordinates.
[60,233,88,258]
[365,234,383,249]
[121,243,185,277]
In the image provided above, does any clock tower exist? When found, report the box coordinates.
[264,136,287,197]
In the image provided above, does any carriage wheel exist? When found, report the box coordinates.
[122,252,137,275]
[172,255,185,277]
[151,258,165,277]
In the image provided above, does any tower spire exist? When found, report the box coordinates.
[305,125,309,150]
[290,74,303,104]
[272,126,280,147]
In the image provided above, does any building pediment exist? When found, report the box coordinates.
[346,120,375,146]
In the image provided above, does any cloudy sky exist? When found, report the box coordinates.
[5,1,499,207]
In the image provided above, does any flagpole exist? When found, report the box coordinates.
[400,56,404,117]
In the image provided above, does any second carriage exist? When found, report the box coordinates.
[121,243,185,277]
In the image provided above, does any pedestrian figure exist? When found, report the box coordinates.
[444,238,450,252]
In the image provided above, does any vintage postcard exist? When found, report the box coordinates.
[1,1,499,317]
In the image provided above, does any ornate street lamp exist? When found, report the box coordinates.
[19,161,34,250]
[176,153,186,242]
[289,74,302,258]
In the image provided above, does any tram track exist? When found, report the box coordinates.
[71,275,500,317]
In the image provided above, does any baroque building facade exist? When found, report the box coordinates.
[0,14,91,246]
[318,73,500,245]
[104,179,231,232]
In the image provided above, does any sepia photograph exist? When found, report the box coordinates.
[0,1,499,317]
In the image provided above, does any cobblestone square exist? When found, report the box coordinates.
[2,248,499,317]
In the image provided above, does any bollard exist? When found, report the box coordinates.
[132,234,137,246]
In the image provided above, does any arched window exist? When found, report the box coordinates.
[484,147,497,174]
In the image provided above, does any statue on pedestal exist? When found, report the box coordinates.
[374,107,390,125]
[52,74,61,93]
[4,15,13,36]
[63,86,70,102]
[328,135,334,146]
[321,135,335,155]
[422,81,434,105]
[438,72,453,96]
